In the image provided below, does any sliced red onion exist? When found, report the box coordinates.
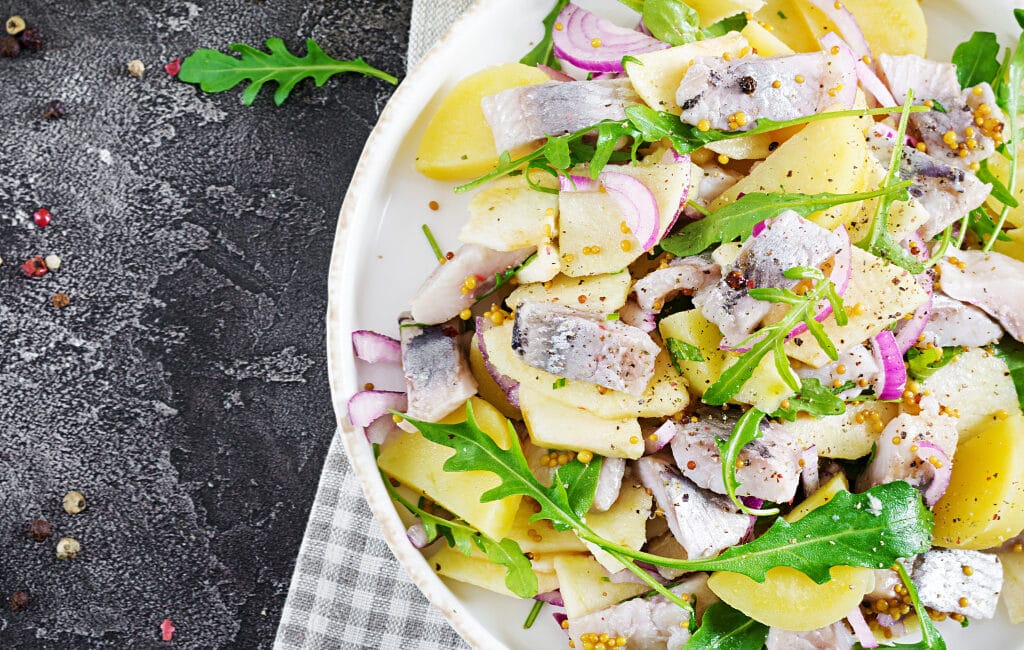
[846,604,878,648]
[537,64,574,82]
[876,613,905,636]
[347,390,408,444]
[644,420,678,455]
[914,441,952,506]
[751,220,768,238]
[364,417,402,445]
[553,612,569,635]
[869,122,917,148]
[800,446,820,496]
[560,171,662,251]
[352,330,401,364]
[787,225,853,340]
[535,590,565,607]
[552,3,668,73]
[407,522,430,549]
[740,497,763,543]
[892,234,934,354]
[806,0,871,61]
[871,330,907,400]
[817,33,859,109]
[475,317,520,408]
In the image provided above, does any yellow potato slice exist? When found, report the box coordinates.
[519,386,644,459]
[415,63,549,180]
[554,554,648,619]
[431,545,558,598]
[795,0,927,57]
[754,0,821,53]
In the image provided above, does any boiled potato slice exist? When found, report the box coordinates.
[921,348,1022,440]
[625,32,748,113]
[519,386,644,459]
[415,63,549,180]
[516,240,561,283]
[795,0,927,57]
[841,157,930,241]
[459,175,557,251]
[554,554,648,618]
[984,141,1024,230]
[687,0,765,26]
[933,414,1024,549]
[710,116,870,229]
[754,0,821,53]
[507,271,631,314]
[583,482,653,572]
[560,162,689,277]
[482,321,690,419]
[432,545,557,598]
[741,20,795,57]
[505,500,586,554]
[377,397,521,540]
[784,472,849,522]
[784,248,928,367]
[780,401,899,459]
[994,229,1024,263]
[709,566,874,631]
[468,335,521,421]
[998,551,1024,624]
[658,309,795,412]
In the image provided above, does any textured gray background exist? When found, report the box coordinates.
[0,0,409,647]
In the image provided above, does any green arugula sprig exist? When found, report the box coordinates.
[660,184,911,258]
[399,404,933,587]
[855,562,947,650]
[770,377,847,422]
[520,0,571,69]
[642,0,702,45]
[718,408,777,516]
[475,253,537,304]
[951,32,1001,89]
[906,346,961,382]
[993,337,1024,411]
[178,38,397,106]
[455,105,929,194]
[686,602,769,650]
[380,466,538,598]
[984,28,1024,252]
[703,266,848,406]
[667,337,705,373]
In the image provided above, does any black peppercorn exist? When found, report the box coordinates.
[18,27,42,51]
[42,100,65,120]
[8,591,30,612]
[0,34,20,58]
[738,76,757,95]
[29,518,52,542]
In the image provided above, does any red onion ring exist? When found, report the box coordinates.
[644,420,678,455]
[806,0,871,61]
[348,390,408,444]
[552,3,668,73]
[871,330,907,400]
[352,329,402,363]
[914,440,952,506]
[407,522,430,549]
[537,64,574,82]
[535,590,565,607]
[560,172,662,250]
[847,604,878,648]
[659,149,692,234]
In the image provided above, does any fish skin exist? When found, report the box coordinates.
[937,249,1024,343]
[399,315,478,423]
[866,126,991,240]
[676,51,855,131]
[481,79,640,154]
[921,293,1003,348]
[913,549,1003,619]
[668,408,803,503]
[633,255,721,313]
[635,455,751,560]
[410,243,534,325]
[511,301,660,395]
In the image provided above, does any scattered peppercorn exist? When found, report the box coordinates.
[28,518,51,542]
[0,34,20,58]
[44,254,61,270]
[737,75,757,95]
[63,491,86,515]
[51,293,70,309]
[42,100,65,120]
[33,208,52,227]
[164,58,182,76]
[428,200,439,211]
[55,537,81,560]
[127,59,145,78]
[5,15,26,35]
[21,256,48,278]
[18,27,41,50]
[8,591,30,612]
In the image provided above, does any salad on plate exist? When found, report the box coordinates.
[346,0,1024,647]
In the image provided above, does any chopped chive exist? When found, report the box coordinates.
[606,312,620,320]
[553,378,568,389]
[685,199,710,217]
[523,599,544,629]
[777,10,787,19]
[422,224,445,263]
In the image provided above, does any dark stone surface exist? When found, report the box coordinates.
[0,1,409,647]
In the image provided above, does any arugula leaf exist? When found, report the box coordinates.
[906,346,960,381]
[701,13,749,39]
[644,0,701,46]
[178,38,396,106]
[929,99,948,113]
[685,602,768,650]
[771,378,847,421]
[667,338,705,373]
[965,207,1012,245]
[1018,8,1024,30]
[403,405,933,586]
[951,32,1001,88]
[985,29,1024,251]
[660,184,910,257]
[703,267,846,406]
[520,0,571,69]
[993,337,1024,411]
[976,159,1020,207]
[718,408,779,515]
[381,466,538,597]
[856,562,947,649]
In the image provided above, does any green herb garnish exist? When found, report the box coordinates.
[951,31,1001,89]
[976,159,1019,208]
[667,337,705,373]
[686,602,769,650]
[660,184,910,258]
[552,377,568,389]
[520,0,571,69]
[929,99,948,113]
[855,562,947,649]
[523,600,544,629]
[703,266,847,406]
[422,224,445,263]
[177,38,396,106]
[701,13,749,39]
[985,29,1024,252]
[718,408,778,515]
[770,377,847,422]
[906,346,961,381]
[643,0,701,46]
[400,404,933,586]
[475,253,537,303]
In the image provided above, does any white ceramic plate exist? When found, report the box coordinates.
[326,1,1023,647]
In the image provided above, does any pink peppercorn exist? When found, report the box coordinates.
[164,58,181,76]
[33,208,51,228]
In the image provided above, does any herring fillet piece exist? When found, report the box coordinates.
[633,254,721,313]
[913,549,1003,619]
[399,315,477,423]
[410,243,534,325]
[936,250,1024,343]
[765,621,855,650]
[635,455,751,560]
[922,294,1003,348]
[676,51,856,131]
[668,408,803,503]
[866,126,991,240]
[481,79,640,154]
[511,302,660,395]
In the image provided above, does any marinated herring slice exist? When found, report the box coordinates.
[921,293,1003,348]
[913,549,1003,619]
[936,249,1024,343]
[399,316,477,422]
